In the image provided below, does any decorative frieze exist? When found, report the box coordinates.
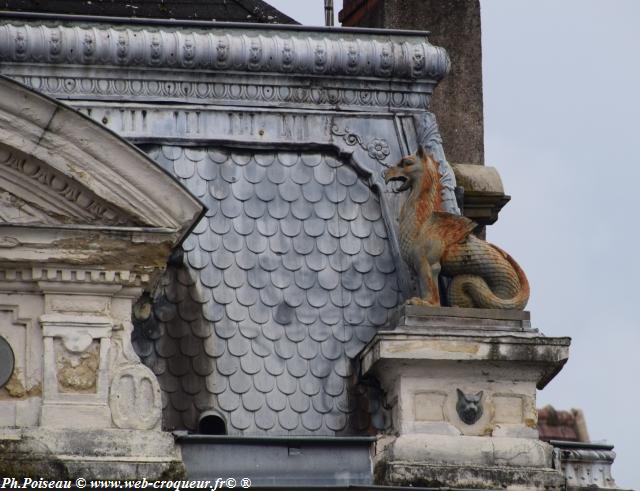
[7,73,432,110]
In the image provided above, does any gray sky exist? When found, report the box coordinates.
[268,1,639,487]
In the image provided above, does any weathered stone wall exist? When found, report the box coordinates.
[340,0,485,165]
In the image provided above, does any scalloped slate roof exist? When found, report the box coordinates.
[0,0,298,24]
[133,146,399,435]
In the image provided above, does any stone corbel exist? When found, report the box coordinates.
[452,163,510,226]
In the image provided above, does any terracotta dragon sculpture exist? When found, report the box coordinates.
[384,146,529,310]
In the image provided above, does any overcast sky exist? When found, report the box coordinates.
[267,1,639,487]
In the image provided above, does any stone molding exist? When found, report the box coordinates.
[0,224,184,273]
[0,21,449,81]
[0,19,449,110]
[0,144,133,226]
[361,328,571,391]
[0,427,183,479]
[551,441,622,490]
[0,75,203,232]
[31,267,150,286]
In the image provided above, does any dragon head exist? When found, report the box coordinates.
[384,145,434,193]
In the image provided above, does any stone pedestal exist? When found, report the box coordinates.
[360,305,570,490]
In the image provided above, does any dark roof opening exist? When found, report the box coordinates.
[199,413,227,435]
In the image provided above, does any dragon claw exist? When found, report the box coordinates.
[406,297,439,307]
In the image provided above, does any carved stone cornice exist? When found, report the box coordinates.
[0,18,449,110]
[0,267,150,287]
[0,21,449,82]
[551,441,623,490]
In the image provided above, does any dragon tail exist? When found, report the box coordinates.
[448,244,530,310]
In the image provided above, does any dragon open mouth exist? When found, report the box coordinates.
[386,175,411,193]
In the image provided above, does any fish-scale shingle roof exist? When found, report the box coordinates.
[1,0,298,24]
[133,146,399,435]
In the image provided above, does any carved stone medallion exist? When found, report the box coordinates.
[456,389,483,425]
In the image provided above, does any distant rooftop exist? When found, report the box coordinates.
[538,405,590,443]
[0,0,298,23]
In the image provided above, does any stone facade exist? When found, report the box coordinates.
[0,7,627,490]
[0,76,202,478]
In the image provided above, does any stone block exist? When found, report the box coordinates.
[40,403,112,429]
[378,461,566,490]
[0,427,182,480]
[414,391,446,421]
[494,394,525,424]
[385,434,552,468]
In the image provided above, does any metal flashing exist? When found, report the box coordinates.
[179,434,374,486]
[174,432,376,444]
[0,10,430,36]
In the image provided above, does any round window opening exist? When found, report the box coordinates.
[0,336,15,389]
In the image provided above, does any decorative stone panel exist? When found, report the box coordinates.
[40,314,112,428]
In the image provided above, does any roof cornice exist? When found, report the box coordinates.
[0,14,449,83]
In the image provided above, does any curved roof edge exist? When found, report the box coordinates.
[0,75,204,236]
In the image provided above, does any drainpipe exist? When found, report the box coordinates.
[325,0,334,26]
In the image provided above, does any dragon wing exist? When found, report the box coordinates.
[430,211,477,246]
